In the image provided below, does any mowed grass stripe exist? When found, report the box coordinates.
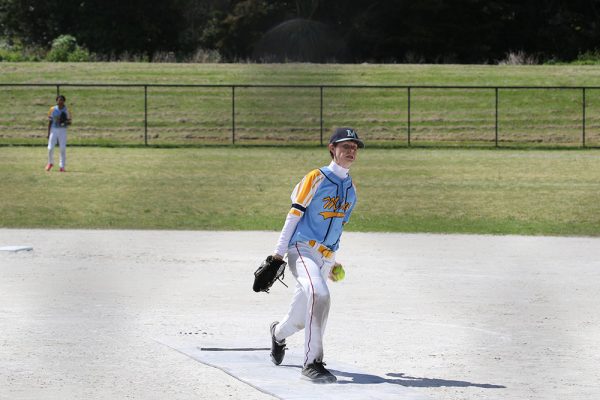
[1,146,599,236]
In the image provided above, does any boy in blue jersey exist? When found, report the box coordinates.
[269,127,364,383]
[46,95,72,172]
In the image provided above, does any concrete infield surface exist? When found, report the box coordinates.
[1,229,599,400]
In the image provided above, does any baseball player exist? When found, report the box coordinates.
[269,127,364,383]
[46,95,72,172]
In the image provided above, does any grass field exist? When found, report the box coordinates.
[2,63,600,147]
[1,146,599,236]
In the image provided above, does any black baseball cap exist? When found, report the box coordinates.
[329,127,365,148]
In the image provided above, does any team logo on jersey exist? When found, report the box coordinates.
[319,196,351,219]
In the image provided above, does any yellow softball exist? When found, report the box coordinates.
[331,264,345,281]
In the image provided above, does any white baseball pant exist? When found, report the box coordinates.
[274,241,336,366]
[48,127,67,168]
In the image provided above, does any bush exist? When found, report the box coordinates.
[0,40,45,61]
[0,48,24,61]
[67,47,92,62]
[46,35,92,62]
[183,48,222,63]
[571,50,600,65]
[151,51,177,63]
[498,51,538,65]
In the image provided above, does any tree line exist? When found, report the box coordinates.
[2,0,600,63]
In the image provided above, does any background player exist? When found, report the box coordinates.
[269,127,364,383]
[46,95,72,172]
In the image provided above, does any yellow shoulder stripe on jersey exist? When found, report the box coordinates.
[294,169,324,206]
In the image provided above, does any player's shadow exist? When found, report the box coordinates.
[331,370,506,389]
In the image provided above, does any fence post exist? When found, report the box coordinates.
[144,85,148,146]
[56,85,60,96]
[320,86,324,146]
[495,87,499,148]
[582,87,586,148]
[232,85,236,145]
[407,87,411,146]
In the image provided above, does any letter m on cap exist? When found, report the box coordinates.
[346,129,355,137]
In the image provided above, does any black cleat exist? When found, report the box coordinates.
[301,361,337,383]
[270,321,286,365]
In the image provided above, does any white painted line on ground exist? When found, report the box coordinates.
[0,245,33,252]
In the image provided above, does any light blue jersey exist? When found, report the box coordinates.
[288,166,357,251]
[48,105,70,129]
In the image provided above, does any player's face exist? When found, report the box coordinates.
[57,97,65,108]
[330,141,359,168]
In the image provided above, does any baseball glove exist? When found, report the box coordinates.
[253,255,287,293]
[58,112,69,127]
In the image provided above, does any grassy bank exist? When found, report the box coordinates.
[2,63,600,147]
[1,146,599,236]
[4,62,600,86]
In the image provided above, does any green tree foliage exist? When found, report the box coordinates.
[1,0,184,56]
[0,0,78,45]
[74,0,183,56]
[3,0,600,63]
[201,0,290,60]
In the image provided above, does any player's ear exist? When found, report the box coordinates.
[328,143,335,158]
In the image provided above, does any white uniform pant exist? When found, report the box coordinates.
[274,241,335,366]
[48,127,67,168]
